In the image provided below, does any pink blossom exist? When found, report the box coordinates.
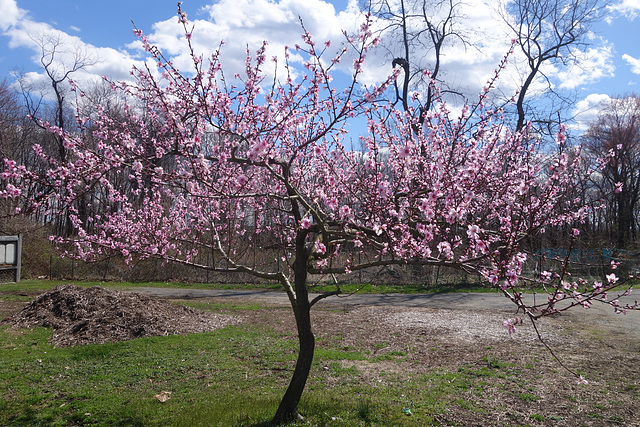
[576,375,589,385]
[314,241,326,255]
[399,145,411,158]
[606,273,619,284]
[503,317,519,335]
[299,217,311,229]
[467,224,481,239]
[236,174,248,187]
[615,182,623,193]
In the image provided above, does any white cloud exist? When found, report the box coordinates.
[608,0,640,20]
[0,0,23,32]
[129,0,368,87]
[571,93,612,132]
[359,0,518,103]
[550,45,615,90]
[1,1,147,98]
[623,54,640,74]
[0,0,620,121]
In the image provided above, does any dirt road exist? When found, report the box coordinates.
[126,287,515,309]
[125,286,640,350]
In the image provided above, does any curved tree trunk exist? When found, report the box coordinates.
[271,233,314,425]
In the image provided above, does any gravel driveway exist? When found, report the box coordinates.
[125,286,640,347]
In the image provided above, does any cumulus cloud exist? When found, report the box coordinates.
[0,0,147,98]
[359,0,518,103]
[132,0,366,84]
[130,0,522,101]
[0,0,23,32]
[571,93,612,132]
[623,54,640,74]
[0,0,620,120]
[550,44,616,90]
[608,0,640,20]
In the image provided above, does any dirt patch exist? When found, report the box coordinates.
[3,284,239,347]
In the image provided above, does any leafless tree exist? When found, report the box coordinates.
[501,0,604,132]
[18,32,97,161]
[583,95,640,248]
[365,0,470,118]
[0,79,22,159]
[15,32,97,235]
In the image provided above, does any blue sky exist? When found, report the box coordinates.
[0,0,638,132]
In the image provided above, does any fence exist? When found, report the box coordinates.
[534,247,640,276]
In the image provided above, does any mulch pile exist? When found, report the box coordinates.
[4,284,239,347]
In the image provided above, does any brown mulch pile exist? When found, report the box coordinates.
[4,284,239,347]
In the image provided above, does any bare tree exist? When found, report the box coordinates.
[0,79,22,159]
[366,0,469,118]
[15,32,97,235]
[18,32,97,161]
[583,95,640,248]
[501,0,604,132]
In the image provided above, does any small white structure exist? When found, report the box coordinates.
[0,235,21,283]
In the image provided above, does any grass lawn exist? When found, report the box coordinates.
[0,280,638,426]
[0,313,471,426]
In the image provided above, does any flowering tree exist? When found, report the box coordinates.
[1,5,637,424]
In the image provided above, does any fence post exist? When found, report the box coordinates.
[15,233,21,283]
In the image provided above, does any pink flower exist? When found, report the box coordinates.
[4,183,20,197]
[236,174,248,187]
[503,317,519,335]
[339,205,351,218]
[299,217,311,229]
[606,273,618,284]
[399,145,411,158]
[437,241,452,259]
[467,224,481,239]
[576,375,589,385]
[314,241,326,255]
[615,182,623,193]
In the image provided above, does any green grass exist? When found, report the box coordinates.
[1,278,636,425]
[0,310,529,426]
[182,301,269,312]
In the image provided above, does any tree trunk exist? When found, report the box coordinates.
[271,234,314,425]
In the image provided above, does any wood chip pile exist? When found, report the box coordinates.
[5,284,238,347]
